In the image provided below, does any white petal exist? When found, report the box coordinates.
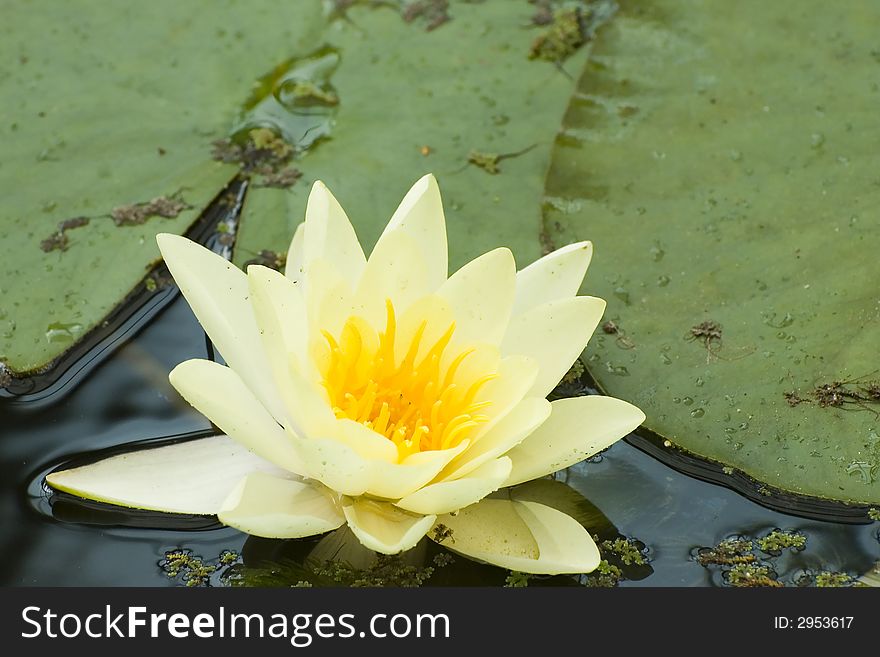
[432,498,600,574]
[302,181,366,289]
[285,221,306,284]
[169,359,303,473]
[395,457,512,515]
[343,498,435,555]
[436,247,516,347]
[218,471,344,539]
[441,397,551,480]
[505,395,646,487]
[377,173,447,291]
[247,264,308,378]
[45,435,284,515]
[501,296,606,398]
[512,241,593,317]
[156,233,287,423]
[353,228,430,327]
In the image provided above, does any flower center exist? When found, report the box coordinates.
[318,300,494,460]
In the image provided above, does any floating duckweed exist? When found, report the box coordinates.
[815,571,853,588]
[583,559,622,587]
[219,550,240,566]
[868,508,880,522]
[756,529,807,554]
[160,549,218,587]
[600,538,647,566]
[725,563,782,588]
[560,358,585,385]
[504,571,531,587]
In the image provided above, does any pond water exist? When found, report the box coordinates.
[1,292,876,586]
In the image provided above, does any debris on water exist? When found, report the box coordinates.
[39,231,69,253]
[696,538,755,566]
[110,194,191,227]
[689,320,723,345]
[39,216,92,252]
[401,0,451,32]
[431,523,454,544]
[467,144,537,174]
[255,167,302,189]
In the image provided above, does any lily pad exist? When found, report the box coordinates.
[543,0,880,504]
[232,1,597,272]
[0,0,328,376]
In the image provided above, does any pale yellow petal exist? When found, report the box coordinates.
[441,397,551,480]
[501,296,606,398]
[343,498,435,555]
[285,221,306,284]
[302,181,366,288]
[353,228,430,327]
[511,500,601,574]
[471,355,539,433]
[247,264,308,378]
[156,233,287,423]
[377,173,447,290]
[395,295,455,366]
[432,498,600,574]
[45,435,284,515]
[512,241,592,317]
[436,247,516,347]
[368,441,470,499]
[169,359,303,473]
[504,395,646,486]
[395,457,511,515]
[303,257,356,342]
[292,436,374,497]
[430,497,538,564]
[218,471,344,539]
[331,419,399,463]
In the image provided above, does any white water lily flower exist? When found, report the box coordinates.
[46,175,644,575]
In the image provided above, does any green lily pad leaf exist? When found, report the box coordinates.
[542,1,880,504]
[0,0,328,377]
[233,1,595,272]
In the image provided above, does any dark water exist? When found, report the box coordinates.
[1,295,877,586]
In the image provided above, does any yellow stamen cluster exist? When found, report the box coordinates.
[319,300,495,460]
